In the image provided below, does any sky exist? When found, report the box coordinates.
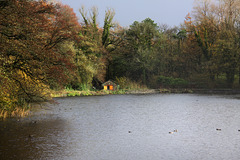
[60,0,195,27]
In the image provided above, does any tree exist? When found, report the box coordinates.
[111,18,160,85]
[213,0,240,86]
[77,6,115,88]
[102,8,115,47]
[184,0,240,87]
[0,0,80,112]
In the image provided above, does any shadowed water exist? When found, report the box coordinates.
[1,94,240,160]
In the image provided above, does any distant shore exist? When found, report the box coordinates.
[191,89,240,94]
[51,88,240,98]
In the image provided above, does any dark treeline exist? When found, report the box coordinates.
[0,0,240,113]
[110,0,240,89]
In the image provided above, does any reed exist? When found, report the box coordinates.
[11,108,30,118]
[0,104,30,120]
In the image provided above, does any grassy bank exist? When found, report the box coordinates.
[51,89,127,97]
[51,88,194,98]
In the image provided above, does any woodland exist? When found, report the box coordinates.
[0,0,240,115]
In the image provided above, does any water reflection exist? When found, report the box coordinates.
[1,94,240,160]
[0,118,69,160]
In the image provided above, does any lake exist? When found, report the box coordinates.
[1,94,240,160]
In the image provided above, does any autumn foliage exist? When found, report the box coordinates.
[0,0,80,114]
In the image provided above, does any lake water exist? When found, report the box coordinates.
[1,94,240,160]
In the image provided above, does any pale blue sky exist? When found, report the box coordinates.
[60,0,194,27]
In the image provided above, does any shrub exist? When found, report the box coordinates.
[115,77,147,90]
[157,76,188,88]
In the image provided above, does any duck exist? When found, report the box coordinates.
[173,129,178,132]
[169,132,174,134]
[216,128,221,131]
[28,134,33,138]
[31,120,37,124]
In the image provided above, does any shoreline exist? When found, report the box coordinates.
[126,89,240,95]
[52,88,240,98]
[2,88,239,120]
[191,89,240,94]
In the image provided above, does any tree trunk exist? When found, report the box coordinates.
[239,67,240,85]
[143,67,146,85]
[226,71,235,88]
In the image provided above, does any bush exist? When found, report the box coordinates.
[157,76,188,88]
[115,77,148,90]
[66,83,91,91]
